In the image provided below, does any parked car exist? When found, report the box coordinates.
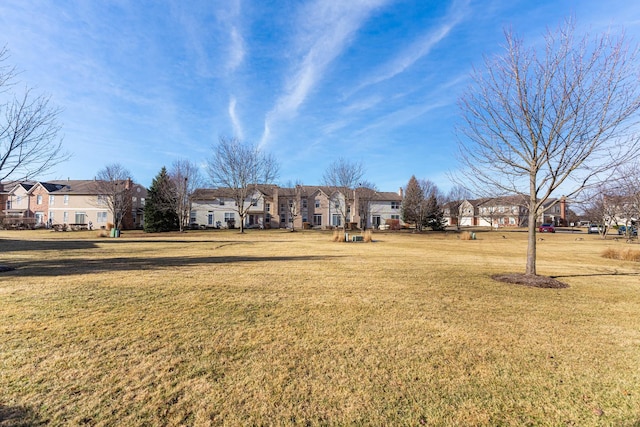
[618,226,638,236]
[588,224,602,234]
[538,223,555,233]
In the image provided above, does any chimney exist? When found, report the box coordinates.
[125,178,132,190]
[560,196,567,225]
[398,187,403,198]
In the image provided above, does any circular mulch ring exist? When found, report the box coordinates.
[0,265,15,273]
[491,273,569,289]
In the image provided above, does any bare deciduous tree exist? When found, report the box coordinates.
[281,180,304,232]
[207,137,279,233]
[444,185,472,230]
[456,20,640,276]
[94,163,133,231]
[355,180,378,230]
[323,158,364,229]
[169,159,204,232]
[0,46,68,181]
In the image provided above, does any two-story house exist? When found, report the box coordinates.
[1,179,146,229]
[190,185,404,230]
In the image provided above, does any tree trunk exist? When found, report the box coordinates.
[526,201,537,276]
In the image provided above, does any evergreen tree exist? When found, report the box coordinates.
[424,194,446,231]
[401,175,425,231]
[144,167,179,232]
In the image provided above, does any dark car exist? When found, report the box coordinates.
[538,224,555,233]
[618,226,638,236]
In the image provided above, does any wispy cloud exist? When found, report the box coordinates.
[226,25,245,72]
[349,0,470,97]
[228,96,244,140]
[259,0,390,148]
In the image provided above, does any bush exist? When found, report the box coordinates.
[385,219,401,230]
[460,231,475,240]
[331,230,342,242]
[602,247,640,262]
[363,230,373,243]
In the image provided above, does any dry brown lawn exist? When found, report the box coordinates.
[1,228,639,426]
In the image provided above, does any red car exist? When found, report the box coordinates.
[538,224,555,233]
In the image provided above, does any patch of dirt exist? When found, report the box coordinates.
[0,265,15,273]
[491,273,569,289]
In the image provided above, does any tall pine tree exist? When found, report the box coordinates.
[144,167,179,232]
[402,175,425,231]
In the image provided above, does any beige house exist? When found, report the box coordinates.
[190,185,404,230]
[1,179,146,229]
[444,196,568,228]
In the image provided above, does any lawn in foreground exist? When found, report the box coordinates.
[1,229,639,426]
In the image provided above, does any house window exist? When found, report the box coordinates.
[49,195,55,205]
[140,198,145,206]
[224,212,234,222]
[302,216,308,223]
[280,203,285,211]
[97,212,108,223]
[75,212,86,224]
[265,203,270,212]
[5,200,10,210]
[49,211,54,222]
[289,199,294,209]
[16,195,22,204]
[332,214,341,226]
[64,195,69,205]
[391,214,400,220]
[315,199,320,208]
[37,195,43,205]
[313,214,322,225]
[208,213,214,225]
[35,212,44,224]
[334,201,340,209]
[97,195,107,205]
[63,212,68,223]
[391,201,400,209]
[251,199,258,206]
[302,199,307,209]
[219,200,225,206]
[280,214,286,223]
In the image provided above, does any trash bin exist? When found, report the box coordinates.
[110,228,120,238]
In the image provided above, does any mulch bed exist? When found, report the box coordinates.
[491,273,569,289]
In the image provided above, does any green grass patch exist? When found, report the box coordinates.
[1,229,639,425]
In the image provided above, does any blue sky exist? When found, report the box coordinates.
[2,1,639,191]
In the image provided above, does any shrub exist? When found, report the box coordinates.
[106,222,114,231]
[460,231,474,240]
[331,230,342,242]
[385,219,401,230]
[363,230,373,243]
[601,247,640,262]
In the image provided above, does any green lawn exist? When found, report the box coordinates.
[1,229,639,426]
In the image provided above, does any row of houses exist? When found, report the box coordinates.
[190,185,404,230]
[2,177,571,231]
[0,179,147,229]
[0,180,405,230]
[444,196,568,228]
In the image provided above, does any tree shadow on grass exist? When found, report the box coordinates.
[0,404,46,426]
[3,254,343,277]
[0,238,256,253]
